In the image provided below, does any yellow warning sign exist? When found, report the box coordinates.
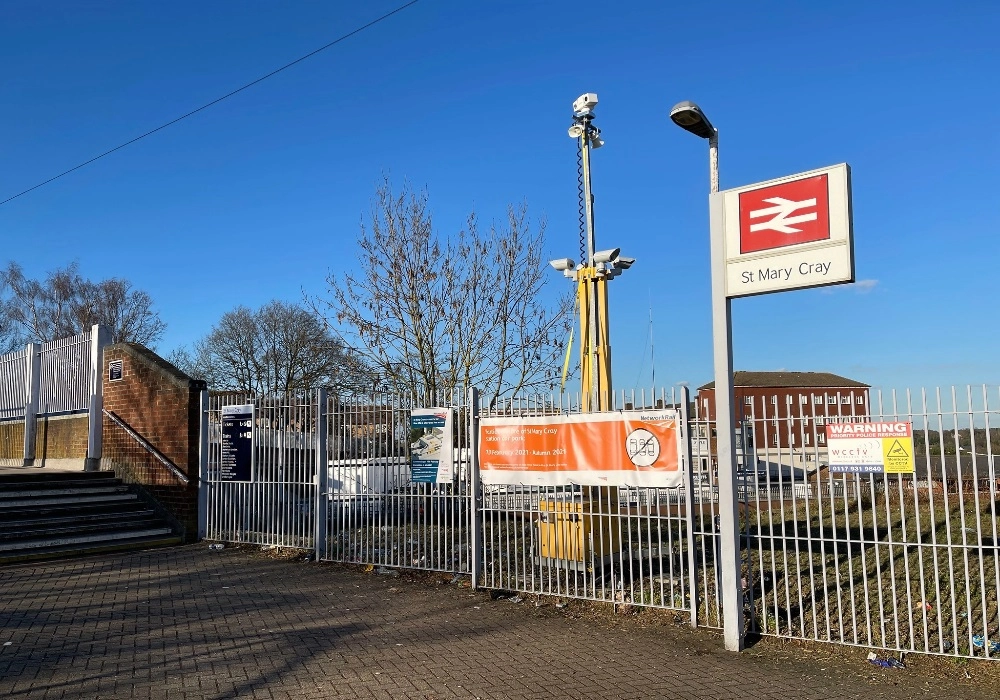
[882,437,914,474]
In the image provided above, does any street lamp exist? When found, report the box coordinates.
[670,99,743,652]
[550,93,634,412]
[669,100,719,194]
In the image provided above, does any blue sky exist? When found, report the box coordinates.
[1,1,997,394]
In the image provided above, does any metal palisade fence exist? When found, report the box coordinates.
[0,327,106,467]
[199,384,1000,661]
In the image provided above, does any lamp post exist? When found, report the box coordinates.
[551,94,634,413]
[669,100,745,652]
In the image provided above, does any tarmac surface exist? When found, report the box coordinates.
[0,544,994,699]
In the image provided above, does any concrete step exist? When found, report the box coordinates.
[0,516,164,544]
[0,534,184,565]
[0,504,154,527]
[0,484,131,500]
[0,471,118,486]
[0,492,138,509]
[0,470,184,565]
[0,526,174,553]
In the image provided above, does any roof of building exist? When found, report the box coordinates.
[698,371,869,391]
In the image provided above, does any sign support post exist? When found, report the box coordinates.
[709,190,745,652]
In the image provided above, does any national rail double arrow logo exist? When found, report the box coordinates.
[738,174,831,254]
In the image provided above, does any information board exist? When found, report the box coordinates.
[221,404,254,482]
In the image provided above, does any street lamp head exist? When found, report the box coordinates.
[669,100,716,139]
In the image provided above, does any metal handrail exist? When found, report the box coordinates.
[102,408,190,485]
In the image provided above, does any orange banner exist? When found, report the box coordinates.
[479,410,682,488]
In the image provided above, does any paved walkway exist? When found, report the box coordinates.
[0,545,992,699]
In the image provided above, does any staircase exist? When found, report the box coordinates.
[0,470,182,565]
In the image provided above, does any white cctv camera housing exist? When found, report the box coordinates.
[549,258,576,272]
[592,248,620,265]
[573,93,599,114]
[616,256,635,269]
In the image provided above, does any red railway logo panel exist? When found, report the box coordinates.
[738,174,830,254]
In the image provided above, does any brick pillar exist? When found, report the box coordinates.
[101,344,206,541]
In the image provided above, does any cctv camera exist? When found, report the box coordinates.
[573,93,598,114]
[592,248,620,265]
[616,256,635,269]
[549,258,576,272]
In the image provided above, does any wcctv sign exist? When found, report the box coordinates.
[826,421,915,474]
[718,163,854,298]
[478,410,683,488]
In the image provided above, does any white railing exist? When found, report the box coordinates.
[198,383,1000,661]
[0,326,108,465]
[37,330,92,415]
[0,347,29,421]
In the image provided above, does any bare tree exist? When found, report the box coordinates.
[313,179,574,400]
[172,300,369,395]
[0,262,165,346]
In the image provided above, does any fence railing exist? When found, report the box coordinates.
[198,384,1000,661]
[0,347,29,421]
[0,327,108,465]
[37,331,92,415]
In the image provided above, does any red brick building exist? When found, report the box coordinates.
[696,371,871,474]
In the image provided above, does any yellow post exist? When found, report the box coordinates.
[576,266,613,413]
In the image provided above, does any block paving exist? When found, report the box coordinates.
[0,545,991,699]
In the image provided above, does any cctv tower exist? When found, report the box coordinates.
[557,94,634,412]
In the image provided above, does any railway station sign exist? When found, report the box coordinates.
[717,163,854,298]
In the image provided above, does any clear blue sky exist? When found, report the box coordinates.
[1,1,997,394]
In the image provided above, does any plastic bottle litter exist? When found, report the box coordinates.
[971,634,1000,652]
[867,652,904,669]
[376,567,400,577]
[208,543,225,550]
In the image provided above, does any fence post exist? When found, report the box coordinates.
[85,325,111,472]
[680,386,700,628]
[22,343,41,466]
[198,388,209,540]
[314,388,329,562]
[468,387,483,589]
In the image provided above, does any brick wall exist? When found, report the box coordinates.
[102,344,206,541]
[35,415,89,460]
[0,421,24,461]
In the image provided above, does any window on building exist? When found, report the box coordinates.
[827,396,837,404]
[744,396,752,405]
[805,453,814,462]
[815,417,825,425]
[703,399,709,412]
[818,433,826,445]
[857,395,865,404]
[790,433,796,445]
[804,433,810,445]
[841,396,851,404]
[770,396,777,405]
[799,395,808,404]
[813,396,823,405]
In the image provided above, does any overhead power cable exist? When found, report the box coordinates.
[0,0,419,208]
